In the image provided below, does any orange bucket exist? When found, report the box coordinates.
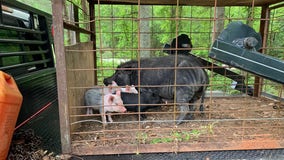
[0,71,23,160]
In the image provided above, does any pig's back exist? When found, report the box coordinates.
[139,55,201,68]
[84,88,103,106]
[121,92,138,104]
[138,55,205,85]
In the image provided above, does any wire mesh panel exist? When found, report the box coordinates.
[62,0,284,155]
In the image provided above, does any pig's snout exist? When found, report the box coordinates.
[121,106,127,113]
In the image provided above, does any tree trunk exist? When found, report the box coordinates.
[212,7,225,41]
[139,5,152,58]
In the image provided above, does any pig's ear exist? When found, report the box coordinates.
[112,81,118,86]
[119,61,138,74]
[115,89,121,96]
[122,67,135,75]
[119,60,137,68]
[105,85,112,94]
[108,95,115,104]
[131,85,138,93]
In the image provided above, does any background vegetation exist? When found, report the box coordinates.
[16,0,284,95]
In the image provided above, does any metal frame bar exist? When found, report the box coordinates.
[254,5,270,97]
[0,50,49,57]
[89,0,97,85]
[52,0,71,154]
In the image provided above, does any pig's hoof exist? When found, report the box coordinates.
[107,119,113,123]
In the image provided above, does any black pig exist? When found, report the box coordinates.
[163,34,193,55]
[104,55,209,124]
[121,91,161,120]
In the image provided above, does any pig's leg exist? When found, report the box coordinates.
[188,98,196,120]
[176,89,194,124]
[188,95,202,117]
[86,107,90,114]
[100,108,107,125]
[135,113,147,121]
[86,107,93,115]
[199,91,206,116]
[107,113,113,123]
[102,114,107,124]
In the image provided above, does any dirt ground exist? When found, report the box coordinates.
[71,96,284,155]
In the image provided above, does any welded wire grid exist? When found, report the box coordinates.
[63,0,284,155]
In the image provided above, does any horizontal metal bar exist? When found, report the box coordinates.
[0,24,45,34]
[270,1,284,10]
[0,50,49,57]
[70,114,280,123]
[63,21,93,35]
[0,59,52,70]
[72,140,284,155]
[0,38,48,45]
[192,54,245,82]
[261,92,284,102]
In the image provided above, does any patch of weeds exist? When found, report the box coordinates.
[182,131,191,141]
[151,138,163,144]
[161,137,173,143]
[136,132,148,144]
[148,122,217,144]
[189,129,201,139]
[150,136,173,144]
[200,121,218,135]
[171,131,183,141]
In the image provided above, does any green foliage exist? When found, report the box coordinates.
[92,5,283,95]
[94,5,268,60]
[16,0,52,14]
[142,122,217,144]
[16,1,284,95]
[267,8,284,59]
[136,132,148,144]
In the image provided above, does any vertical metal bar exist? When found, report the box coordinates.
[52,0,71,153]
[29,12,35,29]
[89,0,97,85]
[254,5,269,97]
[137,0,141,136]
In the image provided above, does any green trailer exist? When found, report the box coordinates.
[0,0,61,154]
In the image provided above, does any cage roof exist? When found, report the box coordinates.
[90,0,283,6]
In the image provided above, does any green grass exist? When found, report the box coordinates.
[135,122,217,145]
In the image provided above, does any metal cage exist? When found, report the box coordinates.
[52,0,284,156]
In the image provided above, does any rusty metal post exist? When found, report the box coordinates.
[52,0,71,153]
[89,0,97,85]
[254,5,270,97]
